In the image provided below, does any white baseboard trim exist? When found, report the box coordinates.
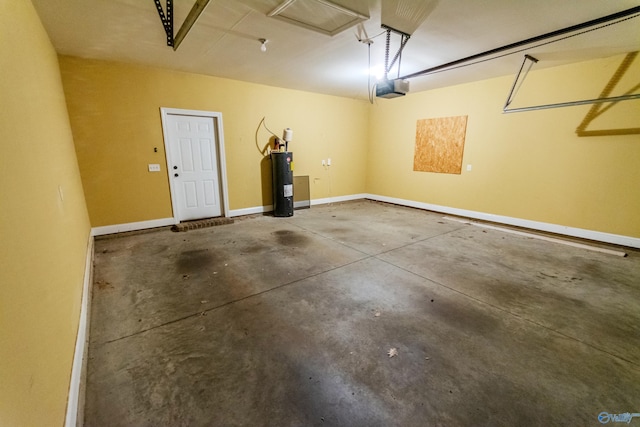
[87,195,638,248]
[310,193,368,206]
[229,205,272,217]
[65,235,94,427]
[294,201,311,209]
[365,194,640,249]
[91,217,176,236]
[229,194,368,217]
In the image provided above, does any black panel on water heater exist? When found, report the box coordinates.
[271,152,293,217]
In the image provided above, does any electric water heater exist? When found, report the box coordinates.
[271,151,293,217]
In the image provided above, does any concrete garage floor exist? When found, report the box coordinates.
[85,200,640,426]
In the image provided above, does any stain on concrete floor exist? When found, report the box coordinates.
[85,200,640,426]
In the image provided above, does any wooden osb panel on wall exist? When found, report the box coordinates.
[414,115,468,174]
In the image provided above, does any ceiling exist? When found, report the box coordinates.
[32,0,640,100]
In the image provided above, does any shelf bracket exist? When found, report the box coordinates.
[153,0,211,50]
[153,0,174,47]
[382,24,411,79]
[503,54,640,113]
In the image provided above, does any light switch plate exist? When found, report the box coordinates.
[148,164,161,172]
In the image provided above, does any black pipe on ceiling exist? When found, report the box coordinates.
[399,6,640,80]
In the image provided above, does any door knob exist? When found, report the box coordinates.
[174,173,179,177]
[173,166,178,170]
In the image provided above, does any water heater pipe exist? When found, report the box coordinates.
[283,128,293,142]
[283,128,293,151]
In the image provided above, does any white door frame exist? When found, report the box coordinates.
[160,107,230,222]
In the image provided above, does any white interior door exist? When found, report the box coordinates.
[166,114,222,221]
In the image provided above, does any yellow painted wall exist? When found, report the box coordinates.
[0,5,634,424]
[367,54,640,238]
[59,52,638,238]
[0,1,91,426]
[59,57,370,227]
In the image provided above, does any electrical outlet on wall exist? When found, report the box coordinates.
[322,160,326,166]
[148,164,161,172]
[327,158,331,166]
